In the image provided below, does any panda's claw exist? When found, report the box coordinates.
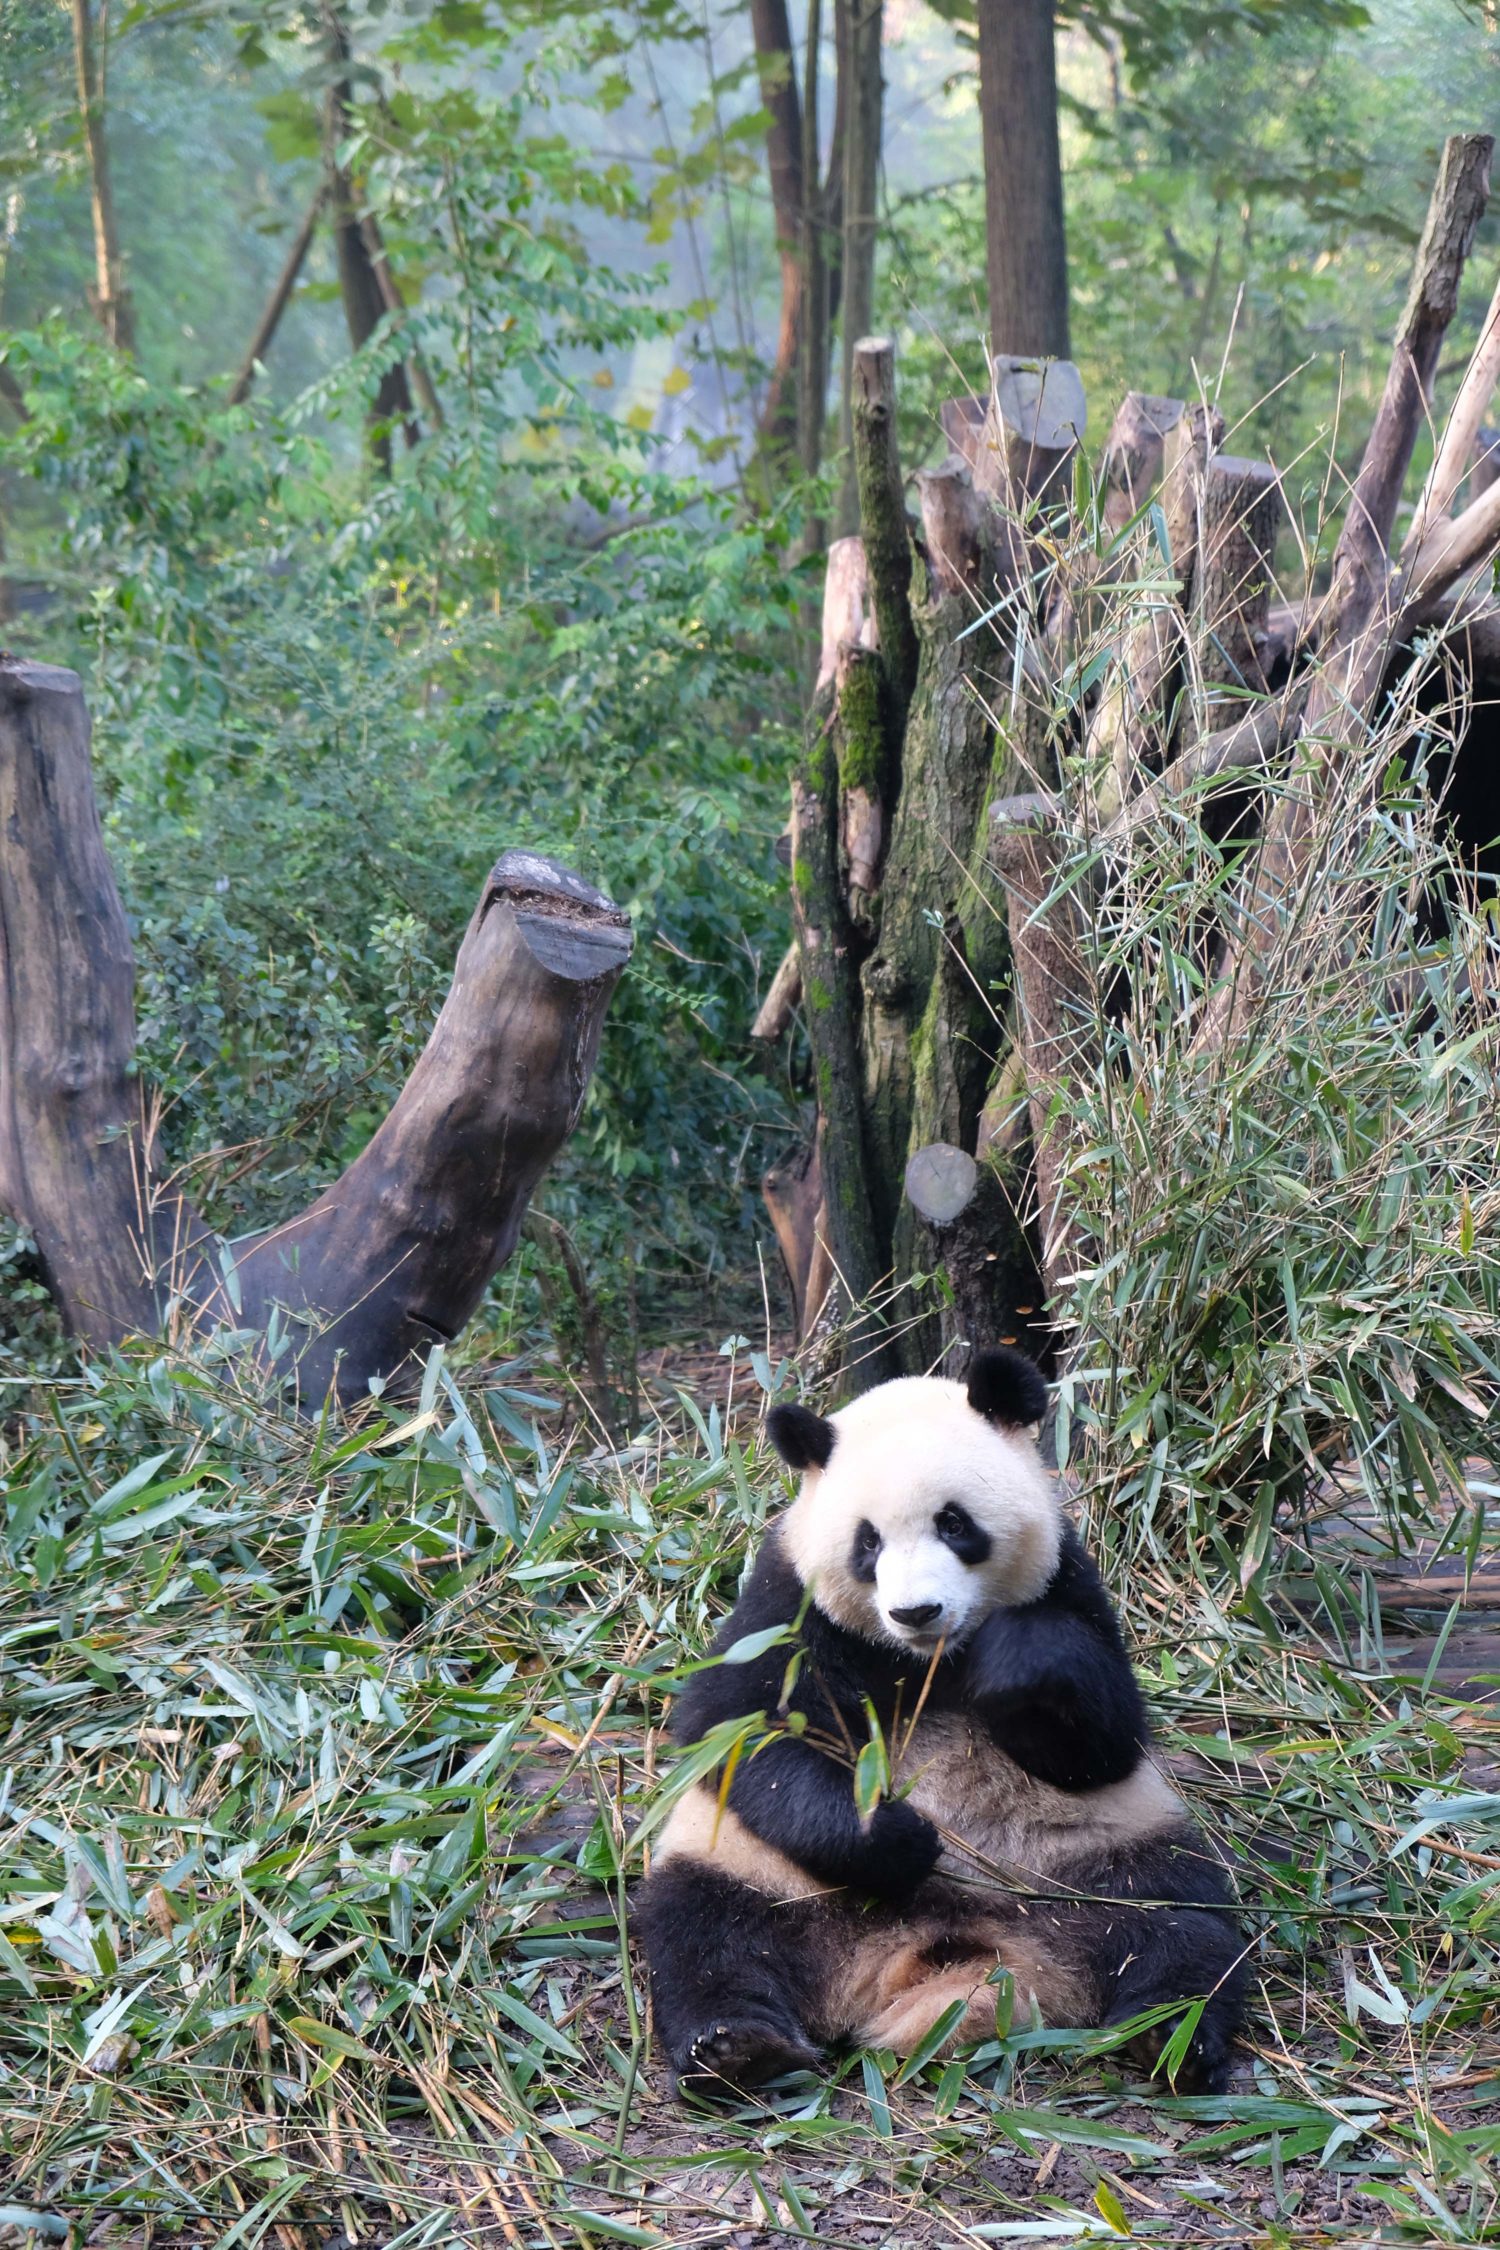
[677,2016,821,2101]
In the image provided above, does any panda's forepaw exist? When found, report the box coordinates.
[861,1800,943,1899]
[965,1610,1053,1703]
[676,2015,821,2102]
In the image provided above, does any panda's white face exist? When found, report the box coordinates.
[773,1369,1061,1655]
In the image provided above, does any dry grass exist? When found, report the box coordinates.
[0,1338,1497,2249]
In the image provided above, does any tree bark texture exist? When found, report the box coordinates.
[749,0,806,461]
[975,0,1070,360]
[0,661,210,1336]
[849,338,918,715]
[749,0,847,494]
[763,1135,834,1342]
[781,340,1048,1380]
[1087,401,1222,819]
[986,805,1093,1305]
[0,659,630,1407]
[835,0,884,534]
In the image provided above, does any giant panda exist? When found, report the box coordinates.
[636,1347,1246,2102]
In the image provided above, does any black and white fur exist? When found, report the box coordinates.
[636,1348,1245,2101]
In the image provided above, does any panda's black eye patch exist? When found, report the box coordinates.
[934,1503,991,1565]
[850,1519,882,1582]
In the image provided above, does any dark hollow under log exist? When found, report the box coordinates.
[0,656,632,1407]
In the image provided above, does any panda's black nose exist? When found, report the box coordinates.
[889,1602,942,1629]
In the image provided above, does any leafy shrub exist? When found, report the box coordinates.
[0,312,802,1359]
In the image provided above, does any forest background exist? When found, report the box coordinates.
[2,0,1490,1407]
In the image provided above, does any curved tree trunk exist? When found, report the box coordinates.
[0,658,631,1408]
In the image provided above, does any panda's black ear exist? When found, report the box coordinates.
[966,1346,1048,1430]
[766,1403,837,1471]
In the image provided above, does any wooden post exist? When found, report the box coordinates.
[0,660,209,1338]
[763,1137,834,1342]
[1100,392,1184,533]
[788,667,896,1378]
[986,798,1093,1305]
[1193,454,1284,724]
[974,355,1087,516]
[1089,401,1223,818]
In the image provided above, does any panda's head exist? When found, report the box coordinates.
[765,1348,1059,1655]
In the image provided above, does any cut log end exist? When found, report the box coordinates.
[1100,391,1184,529]
[852,335,898,416]
[940,395,986,475]
[483,850,632,982]
[904,1141,978,1227]
[0,654,87,702]
[917,456,999,600]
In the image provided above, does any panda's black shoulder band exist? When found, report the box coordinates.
[967,1345,1048,1430]
[766,1402,836,1471]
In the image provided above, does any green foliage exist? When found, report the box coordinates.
[0,3,808,1365]
[888,0,1500,474]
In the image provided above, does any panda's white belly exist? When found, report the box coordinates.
[894,1711,1185,1890]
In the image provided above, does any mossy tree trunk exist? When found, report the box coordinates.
[784,337,1057,1381]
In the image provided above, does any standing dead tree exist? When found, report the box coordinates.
[759,133,1500,1383]
[0,659,631,1407]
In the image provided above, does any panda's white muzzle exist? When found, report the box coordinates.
[875,1547,982,1649]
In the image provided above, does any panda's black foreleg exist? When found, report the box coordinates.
[1100,1903,1247,2095]
[635,1864,824,2100]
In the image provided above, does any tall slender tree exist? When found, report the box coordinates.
[835,0,883,531]
[975,0,1070,357]
[322,2,418,472]
[70,0,134,353]
[749,0,806,459]
[748,0,848,491]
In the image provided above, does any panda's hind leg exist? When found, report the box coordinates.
[635,1863,823,2101]
[1101,1903,1247,2095]
[843,1914,1066,2059]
